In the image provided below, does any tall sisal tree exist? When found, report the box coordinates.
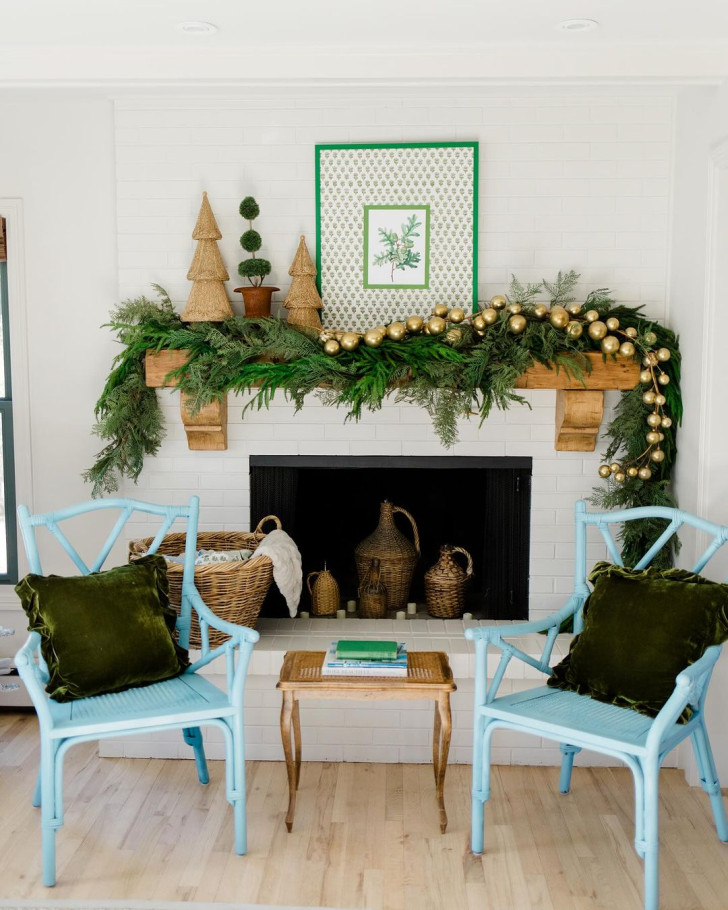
[181,192,234,322]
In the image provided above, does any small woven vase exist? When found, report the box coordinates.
[306,566,340,616]
[354,501,420,612]
[358,557,388,618]
[424,544,474,619]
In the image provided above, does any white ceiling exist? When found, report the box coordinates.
[1,0,728,85]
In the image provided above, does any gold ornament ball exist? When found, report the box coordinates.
[598,464,612,478]
[427,316,447,336]
[658,373,670,386]
[340,332,360,351]
[639,369,652,384]
[626,327,638,338]
[482,307,499,325]
[638,467,653,481]
[406,315,424,334]
[646,431,661,444]
[627,466,639,478]
[619,341,636,358]
[472,314,487,331]
[549,305,569,328]
[606,316,620,332]
[475,328,487,337]
[614,472,627,484]
[656,347,671,362]
[584,309,600,323]
[661,417,672,428]
[506,302,522,315]
[433,303,449,318]
[566,303,582,316]
[363,329,384,347]
[386,322,407,341]
[373,325,387,336]
[647,412,662,427]
[508,314,527,334]
[566,321,583,339]
[533,303,549,319]
[654,393,666,406]
[609,462,622,474]
[445,327,463,344]
[601,335,620,355]
[490,294,507,310]
[642,390,656,405]
[644,331,658,345]
[643,353,658,367]
[650,448,666,463]
[449,307,466,323]
[588,320,608,340]
[657,432,665,442]
[323,339,341,356]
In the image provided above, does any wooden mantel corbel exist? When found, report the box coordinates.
[145,349,639,453]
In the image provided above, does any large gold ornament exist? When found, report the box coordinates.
[427,316,447,335]
[638,467,652,480]
[507,302,522,315]
[601,335,620,355]
[619,341,636,357]
[588,321,607,340]
[549,306,569,328]
[656,347,671,362]
[606,317,620,331]
[508,314,527,334]
[481,308,499,325]
[646,413,662,427]
[490,294,507,310]
[584,309,600,323]
[533,303,549,319]
[566,303,582,316]
[340,332,360,351]
[323,339,340,356]
[658,373,670,386]
[472,314,487,331]
[406,315,424,334]
[363,329,384,347]
[449,307,466,323]
[386,322,406,341]
[433,303,449,318]
[598,465,611,478]
[566,322,583,339]
[445,327,463,344]
[650,449,665,463]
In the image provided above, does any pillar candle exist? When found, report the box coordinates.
[336,609,346,619]
[395,611,405,620]
[406,602,417,615]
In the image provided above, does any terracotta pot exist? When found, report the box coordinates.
[234,285,280,318]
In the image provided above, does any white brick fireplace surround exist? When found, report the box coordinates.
[91,85,676,766]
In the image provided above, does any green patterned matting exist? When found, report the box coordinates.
[316,142,478,332]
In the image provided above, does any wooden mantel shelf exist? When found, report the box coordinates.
[145,349,639,453]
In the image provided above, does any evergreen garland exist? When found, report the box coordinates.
[84,279,682,568]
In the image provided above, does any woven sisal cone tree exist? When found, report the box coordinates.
[283,235,323,331]
[181,192,234,322]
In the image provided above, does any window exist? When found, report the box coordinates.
[0,218,18,583]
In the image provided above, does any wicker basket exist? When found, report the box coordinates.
[129,515,281,648]
[424,544,473,619]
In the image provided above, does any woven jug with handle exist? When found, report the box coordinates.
[354,501,420,612]
[424,544,473,619]
[306,564,340,616]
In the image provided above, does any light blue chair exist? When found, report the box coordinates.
[15,496,259,886]
[465,500,728,910]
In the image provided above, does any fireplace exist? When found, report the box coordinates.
[250,455,531,620]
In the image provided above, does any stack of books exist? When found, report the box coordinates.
[321,640,408,677]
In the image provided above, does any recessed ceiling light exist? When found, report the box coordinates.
[176,21,218,35]
[557,18,599,33]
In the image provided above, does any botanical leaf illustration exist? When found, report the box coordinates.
[373,214,422,282]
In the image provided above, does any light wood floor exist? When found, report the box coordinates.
[2,713,728,910]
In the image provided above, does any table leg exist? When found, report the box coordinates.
[280,690,298,832]
[434,692,452,833]
[292,698,302,790]
[432,699,442,784]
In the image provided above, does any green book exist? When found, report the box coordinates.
[335,640,399,661]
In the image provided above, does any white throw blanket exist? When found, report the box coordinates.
[254,529,302,618]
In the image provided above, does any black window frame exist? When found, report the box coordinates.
[0,259,18,584]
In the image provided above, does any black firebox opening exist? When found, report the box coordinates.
[250,455,531,620]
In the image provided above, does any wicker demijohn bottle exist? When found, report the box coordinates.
[358,557,388,618]
[354,501,420,612]
[306,564,340,616]
[424,544,474,619]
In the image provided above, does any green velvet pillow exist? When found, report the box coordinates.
[15,554,189,702]
[547,561,728,720]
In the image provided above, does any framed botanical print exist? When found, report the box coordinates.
[315,142,478,331]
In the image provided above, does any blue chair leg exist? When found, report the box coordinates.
[558,743,581,794]
[32,767,41,808]
[39,740,60,887]
[230,715,247,856]
[183,727,209,785]
[642,758,660,910]
[691,723,728,842]
[470,714,485,854]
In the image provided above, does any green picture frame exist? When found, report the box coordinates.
[315,141,478,332]
[363,204,431,290]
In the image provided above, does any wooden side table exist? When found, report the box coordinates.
[276,650,456,833]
